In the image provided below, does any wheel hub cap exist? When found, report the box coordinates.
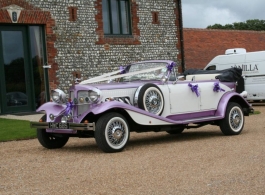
[112,128,123,140]
[150,96,158,107]
[233,114,240,126]
[230,108,242,130]
[146,91,161,113]
[107,120,126,146]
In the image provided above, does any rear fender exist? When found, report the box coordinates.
[216,92,251,117]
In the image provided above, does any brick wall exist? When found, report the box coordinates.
[184,28,265,70]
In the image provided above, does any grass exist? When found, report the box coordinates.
[0,118,36,142]
[250,110,261,115]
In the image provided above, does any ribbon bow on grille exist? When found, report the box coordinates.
[65,101,74,115]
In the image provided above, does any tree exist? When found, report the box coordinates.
[207,19,265,31]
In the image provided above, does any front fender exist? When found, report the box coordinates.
[37,102,66,119]
[216,92,251,118]
[78,101,178,125]
[89,101,136,115]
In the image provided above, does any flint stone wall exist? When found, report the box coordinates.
[27,0,179,92]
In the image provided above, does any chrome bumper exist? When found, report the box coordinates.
[30,121,95,131]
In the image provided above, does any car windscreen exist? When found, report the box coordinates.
[123,62,168,81]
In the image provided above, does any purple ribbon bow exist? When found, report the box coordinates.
[213,82,225,92]
[166,62,176,73]
[188,83,200,97]
[119,66,126,74]
[65,101,74,115]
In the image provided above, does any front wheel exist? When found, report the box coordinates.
[37,115,69,149]
[219,102,244,135]
[95,112,130,153]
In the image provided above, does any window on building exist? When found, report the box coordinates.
[102,0,131,35]
[152,12,160,24]
[68,7,78,21]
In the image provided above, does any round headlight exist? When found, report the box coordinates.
[51,89,67,104]
[88,90,101,103]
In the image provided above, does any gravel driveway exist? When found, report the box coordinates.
[1,104,265,195]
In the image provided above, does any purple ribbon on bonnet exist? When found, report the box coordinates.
[213,82,225,92]
[65,101,74,115]
[188,83,200,97]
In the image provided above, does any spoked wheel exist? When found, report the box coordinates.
[219,102,244,135]
[136,83,164,115]
[95,112,130,153]
[37,115,69,149]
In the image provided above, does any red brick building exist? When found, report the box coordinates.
[183,28,265,70]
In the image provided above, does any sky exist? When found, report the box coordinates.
[182,0,265,28]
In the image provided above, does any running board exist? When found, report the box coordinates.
[178,115,223,124]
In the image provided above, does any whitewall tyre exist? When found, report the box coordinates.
[95,112,130,153]
[137,83,164,115]
[220,102,244,135]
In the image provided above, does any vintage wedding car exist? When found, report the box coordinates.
[30,60,253,153]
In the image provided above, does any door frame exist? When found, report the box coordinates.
[0,25,49,114]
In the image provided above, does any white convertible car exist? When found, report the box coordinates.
[30,60,253,153]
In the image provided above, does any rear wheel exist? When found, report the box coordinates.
[95,112,130,153]
[219,102,244,135]
[37,115,69,149]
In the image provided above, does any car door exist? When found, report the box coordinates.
[199,81,228,111]
[169,80,230,115]
[168,82,201,114]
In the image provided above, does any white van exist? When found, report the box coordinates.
[204,48,265,101]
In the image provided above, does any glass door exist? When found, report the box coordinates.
[0,26,34,113]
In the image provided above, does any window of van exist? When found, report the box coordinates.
[206,65,216,70]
